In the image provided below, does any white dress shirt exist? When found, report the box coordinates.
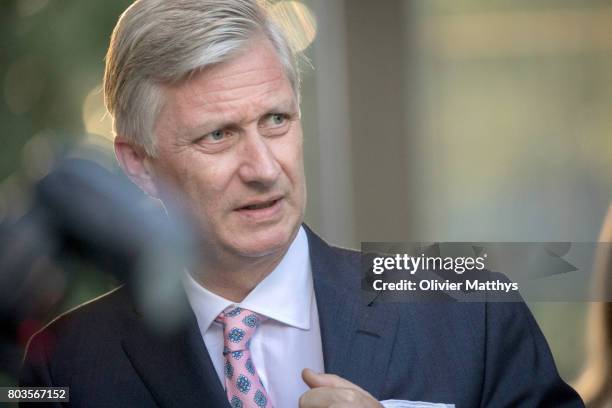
[184,226,325,408]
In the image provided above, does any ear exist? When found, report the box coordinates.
[114,136,160,199]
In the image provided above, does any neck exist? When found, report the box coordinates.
[191,246,289,302]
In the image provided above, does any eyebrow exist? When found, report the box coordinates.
[263,98,299,118]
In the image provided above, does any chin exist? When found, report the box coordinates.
[229,223,299,258]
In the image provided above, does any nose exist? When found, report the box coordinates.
[237,130,281,186]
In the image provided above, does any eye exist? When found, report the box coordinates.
[261,113,288,128]
[259,113,291,137]
[198,129,233,144]
[206,130,225,141]
[194,128,237,153]
[270,114,285,126]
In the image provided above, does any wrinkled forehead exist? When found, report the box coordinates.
[156,39,298,132]
[185,39,289,91]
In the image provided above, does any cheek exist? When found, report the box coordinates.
[167,156,233,213]
[275,129,304,179]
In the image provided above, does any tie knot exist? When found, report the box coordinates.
[216,307,262,353]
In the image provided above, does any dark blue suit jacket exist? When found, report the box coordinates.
[21,226,584,407]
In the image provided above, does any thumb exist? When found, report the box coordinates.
[301,368,360,390]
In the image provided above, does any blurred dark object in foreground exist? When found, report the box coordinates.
[0,158,198,378]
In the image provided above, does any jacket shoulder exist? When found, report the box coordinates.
[37,285,131,337]
[22,286,132,372]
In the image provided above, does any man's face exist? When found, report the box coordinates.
[149,38,306,261]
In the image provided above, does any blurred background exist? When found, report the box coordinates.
[1,0,611,400]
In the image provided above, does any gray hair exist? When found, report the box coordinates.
[104,0,300,156]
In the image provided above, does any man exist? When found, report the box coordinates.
[21,1,584,407]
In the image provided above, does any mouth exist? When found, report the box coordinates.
[235,197,284,217]
[239,199,280,211]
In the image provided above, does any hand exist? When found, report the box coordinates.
[299,368,383,408]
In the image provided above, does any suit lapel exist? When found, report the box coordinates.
[121,291,229,408]
[305,225,399,399]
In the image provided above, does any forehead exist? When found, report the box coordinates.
[157,38,296,133]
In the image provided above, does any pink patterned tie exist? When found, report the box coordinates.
[216,306,273,408]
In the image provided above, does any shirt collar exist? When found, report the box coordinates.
[183,226,312,333]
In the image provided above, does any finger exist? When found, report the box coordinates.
[299,387,361,408]
[302,368,364,391]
